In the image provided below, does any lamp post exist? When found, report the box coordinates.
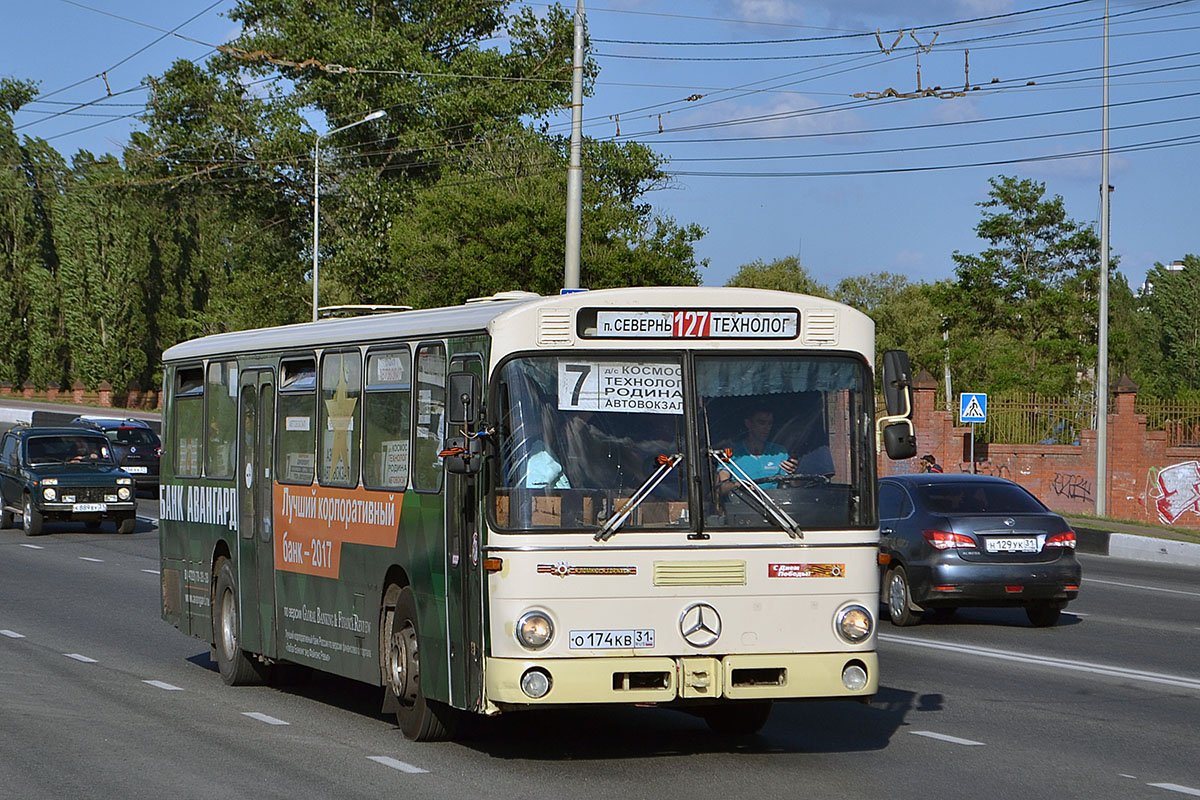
[312,109,385,322]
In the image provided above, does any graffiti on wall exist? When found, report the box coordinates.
[1147,460,1200,525]
[962,461,1011,479]
[1052,473,1093,502]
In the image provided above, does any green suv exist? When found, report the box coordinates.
[0,426,138,535]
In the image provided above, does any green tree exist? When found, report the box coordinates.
[726,255,830,296]
[1134,256,1200,395]
[936,175,1102,397]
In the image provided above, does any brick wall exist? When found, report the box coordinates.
[879,371,1200,531]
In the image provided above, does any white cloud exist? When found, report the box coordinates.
[731,0,805,24]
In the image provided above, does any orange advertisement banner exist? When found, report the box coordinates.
[273,483,404,578]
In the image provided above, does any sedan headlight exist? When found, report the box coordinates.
[117,487,132,501]
[516,611,554,650]
[42,487,57,501]
[835,604,874,644]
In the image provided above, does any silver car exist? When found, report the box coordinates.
[878,473,1081,627]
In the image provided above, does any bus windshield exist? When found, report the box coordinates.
[489,353,875,533]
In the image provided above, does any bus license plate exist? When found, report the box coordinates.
[124,466,149,474]
[569,629,655,649]
[73,503,107,512]
[986,537,1038,553]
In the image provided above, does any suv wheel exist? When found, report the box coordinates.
[0,506,13,529]
[22,494,43,537]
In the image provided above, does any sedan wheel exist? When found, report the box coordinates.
[1025,601,1062,628]
[886,566,920,627]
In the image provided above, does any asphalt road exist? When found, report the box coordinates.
[2,505,1198,800]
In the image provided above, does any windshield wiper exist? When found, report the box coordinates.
[594,453,683,542]
[710,449,804,540]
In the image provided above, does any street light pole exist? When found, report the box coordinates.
[312,109,386,322]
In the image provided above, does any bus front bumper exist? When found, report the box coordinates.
[485,651,877,707]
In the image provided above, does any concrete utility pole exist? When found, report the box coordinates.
[312,109,385,322]
[1096,0,1110,515]
[563,0,585,290]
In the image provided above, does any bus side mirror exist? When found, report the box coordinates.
[447,372,479,425]
[878,350,917,460]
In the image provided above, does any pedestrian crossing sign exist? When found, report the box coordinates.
[959,393,987,423]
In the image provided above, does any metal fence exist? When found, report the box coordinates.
[975,392,1097,446]
[1136,397,1200,448]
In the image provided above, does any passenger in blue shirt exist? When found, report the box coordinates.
[718,408,796,494]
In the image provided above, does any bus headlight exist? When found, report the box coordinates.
[516,611,554,650]
[117,487,132,501]
[835,604,873,644]
[42,487,57,501]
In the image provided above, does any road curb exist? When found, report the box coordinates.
[1108,533,1200,568]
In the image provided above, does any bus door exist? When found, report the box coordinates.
[238,368,277,658]
[446,354,484,711]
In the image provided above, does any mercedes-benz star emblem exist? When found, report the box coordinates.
[679,602,721,648]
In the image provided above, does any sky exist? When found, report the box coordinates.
[5,0,1199,290]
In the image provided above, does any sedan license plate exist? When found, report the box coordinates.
[986,536,1038,553]
[124,466,149,474]
[73,502,107,513]
[569,629,655,649]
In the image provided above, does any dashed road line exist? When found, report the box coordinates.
[910,730,985,746]
[243,712,289,726]
[79,557,104,563]
[142,569,160,575]
[144,680,183,691]
[880,634,1200,692]
[367,756,429,774]
[20,544,43,549]
[1,630,25,638]
[1149,783,1200,796]
[64,653,97,663]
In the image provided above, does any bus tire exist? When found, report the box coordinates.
[213,558,264,686]
[382,585,458,741]
[702,701,772,737]
[22,495,43,537]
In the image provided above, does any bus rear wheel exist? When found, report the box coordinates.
[213,558,265,685]
[381,585,458,741]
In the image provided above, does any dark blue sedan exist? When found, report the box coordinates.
[878,473,1081,627]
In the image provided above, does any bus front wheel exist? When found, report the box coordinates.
[213,558,265,685]
[701,700,773,737]
[381,584,458,741]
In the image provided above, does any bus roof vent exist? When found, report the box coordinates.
[317,304,411,318]
[537,308,574,346]
[803,310,838,345]
[466,290,542,304]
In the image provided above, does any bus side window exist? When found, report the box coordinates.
[364,348,412,490]
[412,342,446,493]
[319,350,362,488]
[277,357,317,485]
[205,360,237,479]
[174,366,204,477]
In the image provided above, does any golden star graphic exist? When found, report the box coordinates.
[325,369,359,479]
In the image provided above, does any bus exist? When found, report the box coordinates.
[158,286,915,740]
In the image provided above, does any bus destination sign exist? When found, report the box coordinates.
[588,308,799,340]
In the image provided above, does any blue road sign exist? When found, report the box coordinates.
[960,393,988,423]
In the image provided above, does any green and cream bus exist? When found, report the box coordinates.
[158,286,915,740]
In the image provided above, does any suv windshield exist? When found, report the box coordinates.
[103,427,158,447]
[26,435,113,465]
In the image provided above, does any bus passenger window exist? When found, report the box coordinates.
[412,343,446,493]
[174,366,204,477]
[364,349,411,490]
[205,360,237,479]
[319,351,362,488]
[277,358,316,485]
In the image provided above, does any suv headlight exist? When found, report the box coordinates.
[43,487,57,501]
[117,487,132,501]
[835,604,874,644]
[516,611,554,650]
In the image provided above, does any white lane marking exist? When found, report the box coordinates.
[142,569,160,575]
[64,653,98,663]
[1063,611,1089,617]
[879,634,1200,691]
[242,712,289,726]
[1122,775,1139,779]
[143,680,183,691]
[910,730,985,746]
[1,630,26,639]
[367,756,429,774]
[79,557,104,563]
[20,544,43,549]
[1085,578,1200,599]
[1149,783,1200,796]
